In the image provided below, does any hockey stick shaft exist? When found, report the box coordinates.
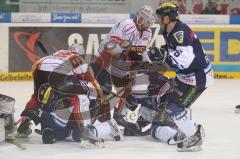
[147,24,160,49]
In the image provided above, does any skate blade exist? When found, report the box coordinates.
[177,146,202,152]
[80,139,105,149]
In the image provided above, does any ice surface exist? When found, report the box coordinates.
[0,80,240,159]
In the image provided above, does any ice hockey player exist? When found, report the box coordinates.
[17,42,103,136]
[21,82,121,145]
[90,5,155,122]
[0,94,17,142]
[17,42,121,144]
[113,69,170,136]
[147,2,214,152]
[17,42,87,137]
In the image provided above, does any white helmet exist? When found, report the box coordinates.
[136,5,155,26]
[69,42,85,55]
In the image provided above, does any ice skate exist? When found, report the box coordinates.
[177,124,204,152]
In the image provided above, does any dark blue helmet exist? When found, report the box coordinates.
[156,2,179,21]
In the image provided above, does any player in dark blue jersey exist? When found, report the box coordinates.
[148,2,214,152]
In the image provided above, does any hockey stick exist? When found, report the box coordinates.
[147,24,161,50]
[36,40,49,55]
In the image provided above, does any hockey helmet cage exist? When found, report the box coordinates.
[156,2,179,21]
[136,5,155,26]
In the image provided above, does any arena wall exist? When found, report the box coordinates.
[0,13,239,80]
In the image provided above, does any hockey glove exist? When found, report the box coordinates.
[148,45,168,65]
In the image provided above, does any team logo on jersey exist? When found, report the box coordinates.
[120,40,130,48]
[130,46,146,53]
[174,31,184,44]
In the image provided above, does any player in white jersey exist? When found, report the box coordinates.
[148,2,214,152]
[17,42,121,144]
[17,42,103,136]
[91,5,155,122]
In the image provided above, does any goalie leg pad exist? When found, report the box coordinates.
[0,94,15,114]
[4,114,17,134]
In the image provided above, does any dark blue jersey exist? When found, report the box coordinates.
[163,21,213,87]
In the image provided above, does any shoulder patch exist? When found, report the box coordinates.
[174,31,184,44]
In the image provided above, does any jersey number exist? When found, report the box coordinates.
[173,50,183,57]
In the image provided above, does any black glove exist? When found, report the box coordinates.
[148,45,168,65]
[128,51,143,62]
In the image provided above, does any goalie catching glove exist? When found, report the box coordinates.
[148,45,168,65]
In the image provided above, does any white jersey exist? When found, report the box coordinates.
[36,50,101,100]
[100,18,152,57]
[99,18,152,78]
[38,50,88,76]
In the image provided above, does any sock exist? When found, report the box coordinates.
[174,118,196,137]
[93,122,111,138]
[152,126,177,142]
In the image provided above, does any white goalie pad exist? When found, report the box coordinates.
[0,94,15,114]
